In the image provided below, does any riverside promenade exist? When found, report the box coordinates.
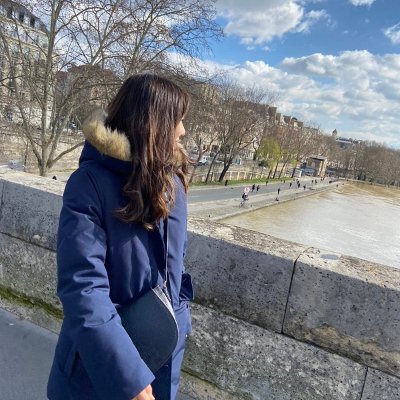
[188,177,342,220]
[0,173,342,400]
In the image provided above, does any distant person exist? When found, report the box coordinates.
[303,184,306,190]
[225,179,229,186]
[289,182,292,188]
[252,183,256,192]
[277,187,281,195]
[256,184,260,192]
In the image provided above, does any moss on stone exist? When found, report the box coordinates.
[0,284,63,320]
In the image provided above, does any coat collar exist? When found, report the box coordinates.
[82,109,131,162]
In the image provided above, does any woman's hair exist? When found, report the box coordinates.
[105,74,189,230]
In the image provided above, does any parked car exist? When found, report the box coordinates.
[8,160,25,171]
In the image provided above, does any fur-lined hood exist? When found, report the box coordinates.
[82,108,187,168]
[82,109,131,162]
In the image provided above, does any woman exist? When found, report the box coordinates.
[47,74,194,400]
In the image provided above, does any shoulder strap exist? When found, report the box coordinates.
[161,217,169,290]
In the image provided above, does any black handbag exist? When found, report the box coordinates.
[117,219,178,373]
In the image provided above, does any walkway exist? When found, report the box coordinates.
[0,307,191,400]
[189,178,342,220]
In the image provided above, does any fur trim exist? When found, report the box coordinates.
[82,109,131,161]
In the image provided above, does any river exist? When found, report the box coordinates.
[222,183,400,269]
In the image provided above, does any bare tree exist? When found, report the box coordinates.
[0,0,222,175]
[209,80,268,182]
[183,82,219,182]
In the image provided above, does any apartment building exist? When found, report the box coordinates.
[0,0,48,126]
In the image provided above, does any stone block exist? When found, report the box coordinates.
[183,304,366,400]
[186,218,306,332]
[283,248,400,378]
[179,372,243,400]
[0,233,60,308]
[0,172,64,250]
[361,368,400,400]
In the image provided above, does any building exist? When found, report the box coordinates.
[305,155,328,177]
[0,0,48,126]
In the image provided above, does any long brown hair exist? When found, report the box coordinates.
[105,74,189,230]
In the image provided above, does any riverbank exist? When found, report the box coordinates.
[188,178,344,220]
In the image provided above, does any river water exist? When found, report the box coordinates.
[222,183,400,269]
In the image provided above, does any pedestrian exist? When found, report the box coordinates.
[256,184,260,192]
[47,74,194,400]
[289,182,292,188]
[304,184,306,190]
[252,183,256,192]
[225,179,229,186]
[277,187,281,195]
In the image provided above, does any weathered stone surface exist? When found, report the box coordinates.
[361,368,400,400]
[183,303,366,400]
[283,248,400,378]
[186,218,306,333]
[179,371,244,400]
[0,171,63,250]
[0,294,62,334]
[0,233,59,308]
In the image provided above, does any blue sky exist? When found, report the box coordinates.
[194,0,400,147]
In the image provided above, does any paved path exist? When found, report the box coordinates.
[188,178,341,220]
[0,307,192,400]
[0,307,57,400]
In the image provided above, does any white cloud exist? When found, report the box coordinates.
[183,50,400,147]
[216,0,329,45]
[295,10,329,33]
[348,0,375,5]
[383,23,400,45]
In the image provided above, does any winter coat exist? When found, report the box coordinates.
[47,110,193,400]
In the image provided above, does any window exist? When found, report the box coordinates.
[19,12,24,24]
[5,110,13,121]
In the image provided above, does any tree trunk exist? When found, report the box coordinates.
[272,162,279,179]
[189,165,198,183]
[218,160,232,182]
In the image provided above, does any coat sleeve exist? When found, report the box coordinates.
[56,168,154,400]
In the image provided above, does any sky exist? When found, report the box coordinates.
[196,0,400,148]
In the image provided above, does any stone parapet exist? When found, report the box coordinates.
[184,304,366,400]
[0,170,399,399]
[283,248,400,378]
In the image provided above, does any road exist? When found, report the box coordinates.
[188,178,319,204]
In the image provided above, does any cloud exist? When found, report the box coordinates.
[294,10,330,33]
[216,0,329,45]
[348,0,375,5]
[183,50,400,147]
[383,23,400,45]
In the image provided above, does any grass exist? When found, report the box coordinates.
[189,177,290,187]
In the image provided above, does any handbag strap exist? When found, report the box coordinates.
[161,217,169,290]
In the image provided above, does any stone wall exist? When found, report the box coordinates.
[0,170,399,399]
[0,130,82,174]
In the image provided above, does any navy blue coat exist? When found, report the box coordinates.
[47,114,193,400]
